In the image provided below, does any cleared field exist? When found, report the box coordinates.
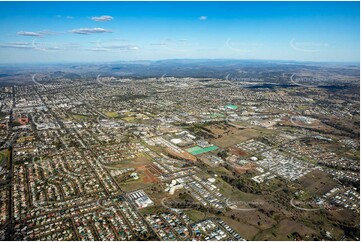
[0,152,6,168]
[270,219,316,240]
[16,136,34,143]
[105,111,119,118]
[216,177,262,202]
[210,128,262,148]
[139,205,165,215]
[0,149,10,171]
[105,153,160,192]
[229,147,248,156]
[71,114,88,120]
[212,166,234,177]
[233,163,257,174]
[184,209,207,221]
[106,153,152,168]
[122,117,135,122]
[166,147,197,162]
[297,169,337,196]
[120,167,159,192]
[220,215,260,240]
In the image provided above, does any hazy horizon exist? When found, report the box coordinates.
[0,58,360,66]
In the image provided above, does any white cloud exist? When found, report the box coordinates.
[40,30,61,35]
[98,44,139,51]
[199,16,207,20]
[91,15,114,22]
[0,42,33,49]
[16,30,60,37]
[70,28,112,35]
[93,39,139,52]
[0,40,82,53]
[108,45,138,51]
[17,31,42,37]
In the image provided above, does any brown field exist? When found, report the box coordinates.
[297,169,337,196]
[233,163,257,174]
[16,136,34,143]
[106,153,153,169]
[229,147,248,156]
[223,208,277,240]
[106,153,160,192]
[283,117,338,134]
[204,123,229,136]
[120,166,158,192]
[212,166,234,177]
[220,214,261,240]
[145,163,164,176]
[136,165,159,183]
[253,218,317,241]
[166,147,197,162]
[184,209,208,222]
[275,219,317,240]
[216,177,262,202]
[326,208,359,227]
[210,128,262,148]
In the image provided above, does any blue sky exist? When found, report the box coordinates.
[0,1,359,63]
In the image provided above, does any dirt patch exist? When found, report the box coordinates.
[136,165,159,183]
[146,163,164,176]
[229,147,248,156]
[166,147,197,162]
[233,163,257,174]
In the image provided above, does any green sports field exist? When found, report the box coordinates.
[186,145,219,155]
[225,104,238,109]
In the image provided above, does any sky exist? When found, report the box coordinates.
[0,1,359,63]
